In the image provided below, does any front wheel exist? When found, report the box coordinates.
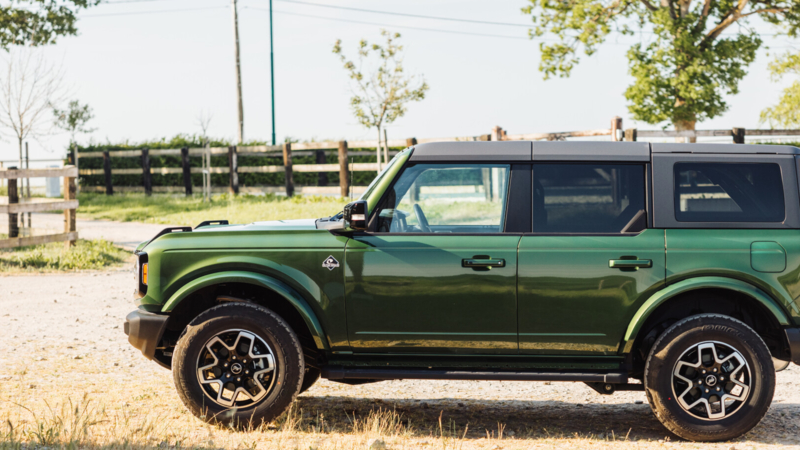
[172,303,304,427]
[644,314,775,442]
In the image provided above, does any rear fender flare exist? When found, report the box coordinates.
[622,276,791,353]
[162,270,329,350]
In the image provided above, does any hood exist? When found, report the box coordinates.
[193,218,319,233]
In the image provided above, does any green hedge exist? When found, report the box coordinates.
[73,135,396,188]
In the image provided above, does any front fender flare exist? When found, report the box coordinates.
[622,276,791,353]
[162,271,329,350]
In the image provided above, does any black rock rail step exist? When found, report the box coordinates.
[322,366,628,383]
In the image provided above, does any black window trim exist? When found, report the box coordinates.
[651,153,800,229]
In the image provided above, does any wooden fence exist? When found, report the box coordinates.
[73,120,800,198]
[1,166,78,249]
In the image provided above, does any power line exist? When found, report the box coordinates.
[272,0,533,28]
[82,5,225,17]
[247,7,532,41]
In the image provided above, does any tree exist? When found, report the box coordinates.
[0,49,67,168]
[196,109,213,144]
[523,1,800,134]
[53,100,95,145]
[0,0,99,49]
[333,30,428,169]
[760,51,800,128]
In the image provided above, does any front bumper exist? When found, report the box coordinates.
[124,309,169,363]
[786,328,800,366]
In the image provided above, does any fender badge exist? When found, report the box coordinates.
[322,255,340,271]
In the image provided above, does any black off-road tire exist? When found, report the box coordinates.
[172,303,304,427]
[299,367,321,394]
[644,314,775,442]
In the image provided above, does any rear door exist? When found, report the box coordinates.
[518,161,666,355]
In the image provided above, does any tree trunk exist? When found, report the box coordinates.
[674,119,697,143]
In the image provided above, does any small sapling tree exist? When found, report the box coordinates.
[333,30,428,169]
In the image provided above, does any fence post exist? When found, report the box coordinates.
[491,126,505,141]
[315,150,327,186]
[624,129,638,141]
[141,148,152,196]
[283,143,294,197]
[338,140,349,198]
[611,116,623,141]
[103,151,113,195]
[406,138,417,147]
[733,127,746,144]
[228,146,239,194]
[8,168,18,238]
[181,147,192,196]
[64,173,76,248]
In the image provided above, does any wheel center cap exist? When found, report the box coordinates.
[230,362,243,375]
[705,374,717,386]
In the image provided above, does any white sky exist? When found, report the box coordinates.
[1,0,796,163]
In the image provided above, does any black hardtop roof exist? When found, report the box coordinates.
[407,141,800,162]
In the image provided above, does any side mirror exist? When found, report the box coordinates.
[343,200,368,230]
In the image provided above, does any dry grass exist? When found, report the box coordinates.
[0,239,131,273]
[75,193,350,226]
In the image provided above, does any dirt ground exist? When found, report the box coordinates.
[1,270,799,449]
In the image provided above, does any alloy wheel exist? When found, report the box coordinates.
[195,329,277,408]
[672,341,751,420]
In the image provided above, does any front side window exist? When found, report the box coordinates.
[674,163,785,223]
[533,163,646,233]
[374,164,510,233]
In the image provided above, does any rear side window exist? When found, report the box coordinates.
[533,164,647,233]
[674,163,785,223]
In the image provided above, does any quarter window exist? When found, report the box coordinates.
[674,163,785,223]
[374,164,510,233]
[533,164,647,233]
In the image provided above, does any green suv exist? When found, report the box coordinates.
[124,141,800,442]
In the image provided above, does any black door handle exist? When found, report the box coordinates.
[462,258,505,270]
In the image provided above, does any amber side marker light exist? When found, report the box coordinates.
[142,263,148,285]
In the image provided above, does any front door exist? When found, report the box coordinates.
[345,163,520,354]
[518,162,666,355]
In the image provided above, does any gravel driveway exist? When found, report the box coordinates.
[1,271,799,449]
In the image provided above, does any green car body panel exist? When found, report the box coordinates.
[124,143,800,378]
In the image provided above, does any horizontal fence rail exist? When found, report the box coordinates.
[1,166,78,248]
[70,120,800,198]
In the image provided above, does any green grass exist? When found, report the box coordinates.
[76,193,351,226]
[0,239,131,272]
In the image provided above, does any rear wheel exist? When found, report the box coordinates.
[172,303,304,427]
[644,314,775,442]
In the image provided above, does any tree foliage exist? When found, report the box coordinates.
[54,100,95,144]
[523,0,800,129]
[333,30,428,166]
[760,52,800,128]
[0,0,99,48]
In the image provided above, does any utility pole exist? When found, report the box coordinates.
[231,0,244,144]
[269,0,276,146]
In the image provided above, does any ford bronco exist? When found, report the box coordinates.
[124,141,800,442]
